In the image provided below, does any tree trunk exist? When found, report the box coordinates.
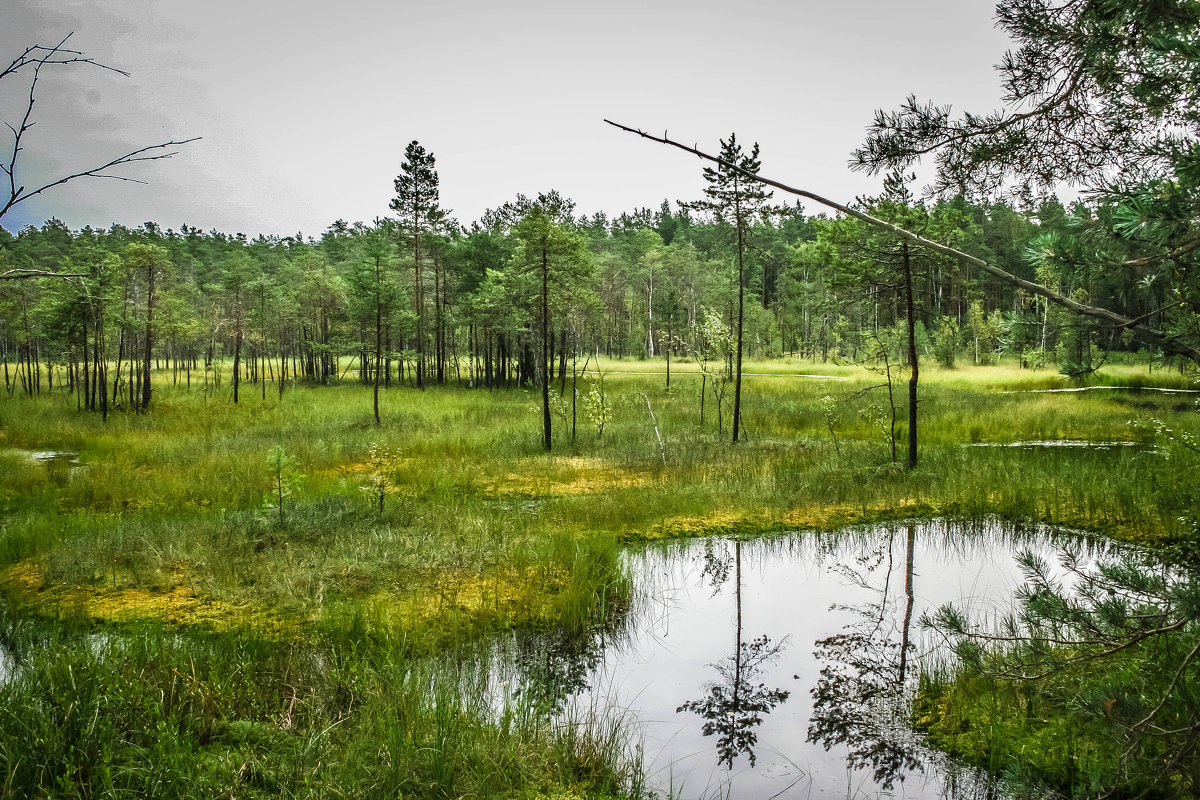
[232,291,243,404]
[142,264,155,412]
[731,175,745,444]
[542,243,552,451]
[903,242,918,469]
[374,259,382,425]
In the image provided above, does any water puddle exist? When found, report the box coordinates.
[579,370,853,380]
[498,520,1110,799]
[26,450,81,465]
[1003,385,1199,394]
[968,439,1148,450]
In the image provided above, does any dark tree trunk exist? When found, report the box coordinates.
[142,264,154,412]
[903,242,918,469]
[732,176,745,443]
[232,294,243,404]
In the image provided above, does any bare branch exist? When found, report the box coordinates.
[0,34,199,227]
[604,119,1200,366]
[1,138,199,221]
[0,34,129,81]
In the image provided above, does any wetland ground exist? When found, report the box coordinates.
[0,355,1196,799]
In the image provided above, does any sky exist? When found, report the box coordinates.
[2,0,1014,238]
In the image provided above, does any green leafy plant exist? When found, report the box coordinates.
[583,378,609,439]
[360,442,401,514]
[933,317,959,369]
[820,392,840,456]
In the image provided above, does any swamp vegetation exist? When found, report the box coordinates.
[2,1,1200,795]
[0,357,1198,798]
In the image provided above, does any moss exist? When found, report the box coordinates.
[0,558,285,632]
[482,456,659,497]
[634,498,943,541]
[348,566,569,636]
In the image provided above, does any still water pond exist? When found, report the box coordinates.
[501,520,1107,799]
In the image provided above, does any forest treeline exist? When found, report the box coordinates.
[0,154,1162,417]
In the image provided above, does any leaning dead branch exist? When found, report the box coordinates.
[603,119,1200,366]
[0,269,87,281]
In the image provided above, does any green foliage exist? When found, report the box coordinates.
[1055,291,1103,379]
[360,442,401,514]
[855,0,1200,369]
[695,308,735,435]
[966,301,1004,366]
[0,616,642,800]
[583,378,609,439]
[931,316,960,371]
[819,392,840,456]
[921,416,1200,798]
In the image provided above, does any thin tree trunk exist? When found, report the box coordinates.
[732,175,745,444]
[903,242,919,469]
[142,262,155,412]
[374,260,382,425]
[232,293,243,404]
[542,243,551,451]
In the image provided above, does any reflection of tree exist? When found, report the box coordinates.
[808,524,921,788]
[679,634,790,767]
[699,538,732,592]
[510,624,607,715]
[679,539,791,767]
[506,595,630,716]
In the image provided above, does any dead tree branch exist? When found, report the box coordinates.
[0,269,87,281]
[603,119,1200,366]
[0,33,200,250]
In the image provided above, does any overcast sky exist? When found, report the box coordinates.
[3,0,1014,238]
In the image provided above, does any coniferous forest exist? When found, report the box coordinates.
[3,2,1200,799]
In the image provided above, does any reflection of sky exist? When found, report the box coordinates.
[573,521,1100,800]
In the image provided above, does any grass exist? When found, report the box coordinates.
[0,609,640,799]
[0,353,1197,797]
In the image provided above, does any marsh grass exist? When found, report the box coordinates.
[0,606,640,800]
[3,356,1194,622]
[0,355,1196,797]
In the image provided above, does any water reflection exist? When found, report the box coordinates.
[677,540,790,767]
[501,520,1104,799]
[808,524,920,788]
[506,621,609,716]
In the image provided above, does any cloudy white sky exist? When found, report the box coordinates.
[3,1,1013,238]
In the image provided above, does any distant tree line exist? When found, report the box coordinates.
[0,142,1174,422]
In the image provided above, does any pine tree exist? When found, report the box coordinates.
[852,0,1200,366]
[687,134,773,443]
[390,141,445,389]
[507,193,590,451]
